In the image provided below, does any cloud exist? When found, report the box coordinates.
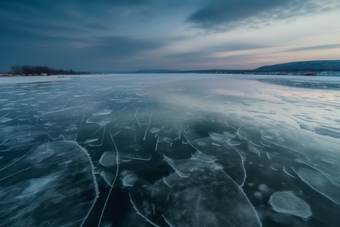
[211,43,271,52]
[187,0,340,31]
[86,36,165,57]
[168,42,270,59]
[287,43,340,52]
[85,23,110,31]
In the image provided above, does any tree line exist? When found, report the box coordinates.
[10,65,90,75]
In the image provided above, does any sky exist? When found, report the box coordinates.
[1,0,340,72]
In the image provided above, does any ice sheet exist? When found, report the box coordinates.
[293,167,340,205]
[0,141,98,226]
[1,73,340,227]
[128,151,262,227]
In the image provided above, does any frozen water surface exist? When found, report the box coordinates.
[0,74,340,227]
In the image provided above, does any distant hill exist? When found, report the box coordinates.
[134,60,340,75]
[256,60,340,71]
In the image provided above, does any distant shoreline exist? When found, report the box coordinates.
[0,73,93,77]
[2,70,340,77]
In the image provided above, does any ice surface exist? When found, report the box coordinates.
[128,151,262,227]
[1,74,340,226]
[0,141,98,226]
[294,167,340,205]
[98,132,120,227]
[269,191,312,219]
[185,133,246,187]
[16,173,60,199]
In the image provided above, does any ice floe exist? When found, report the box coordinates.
[269,191,312,219]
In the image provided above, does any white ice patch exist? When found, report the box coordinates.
[269,191,312,219]
[44,121,56,126]
[120,171,138,187]
[16,173,60,199]
[0,118,11,123]
[162,137,173,144]
[84,138,99,144]
[92,109,112,116]
[197,141,206,146]
[149,127,160,134]
[223,131,235,139]
[86,116,112,126]
[210,132,227,142]
[99,152,117,167]
[258,184,270,194]
[110,98,134,103]
[163,155,190,178]
[248,143,260,156]
[254,191,263,200]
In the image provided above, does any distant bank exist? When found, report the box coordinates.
[0,65,90,77]
[1,60,340,77]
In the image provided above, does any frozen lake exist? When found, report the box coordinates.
[0,74,340,227]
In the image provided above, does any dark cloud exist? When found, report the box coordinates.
[0,34,165,72]
[287,43,340,52]
[187,0,339,30]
